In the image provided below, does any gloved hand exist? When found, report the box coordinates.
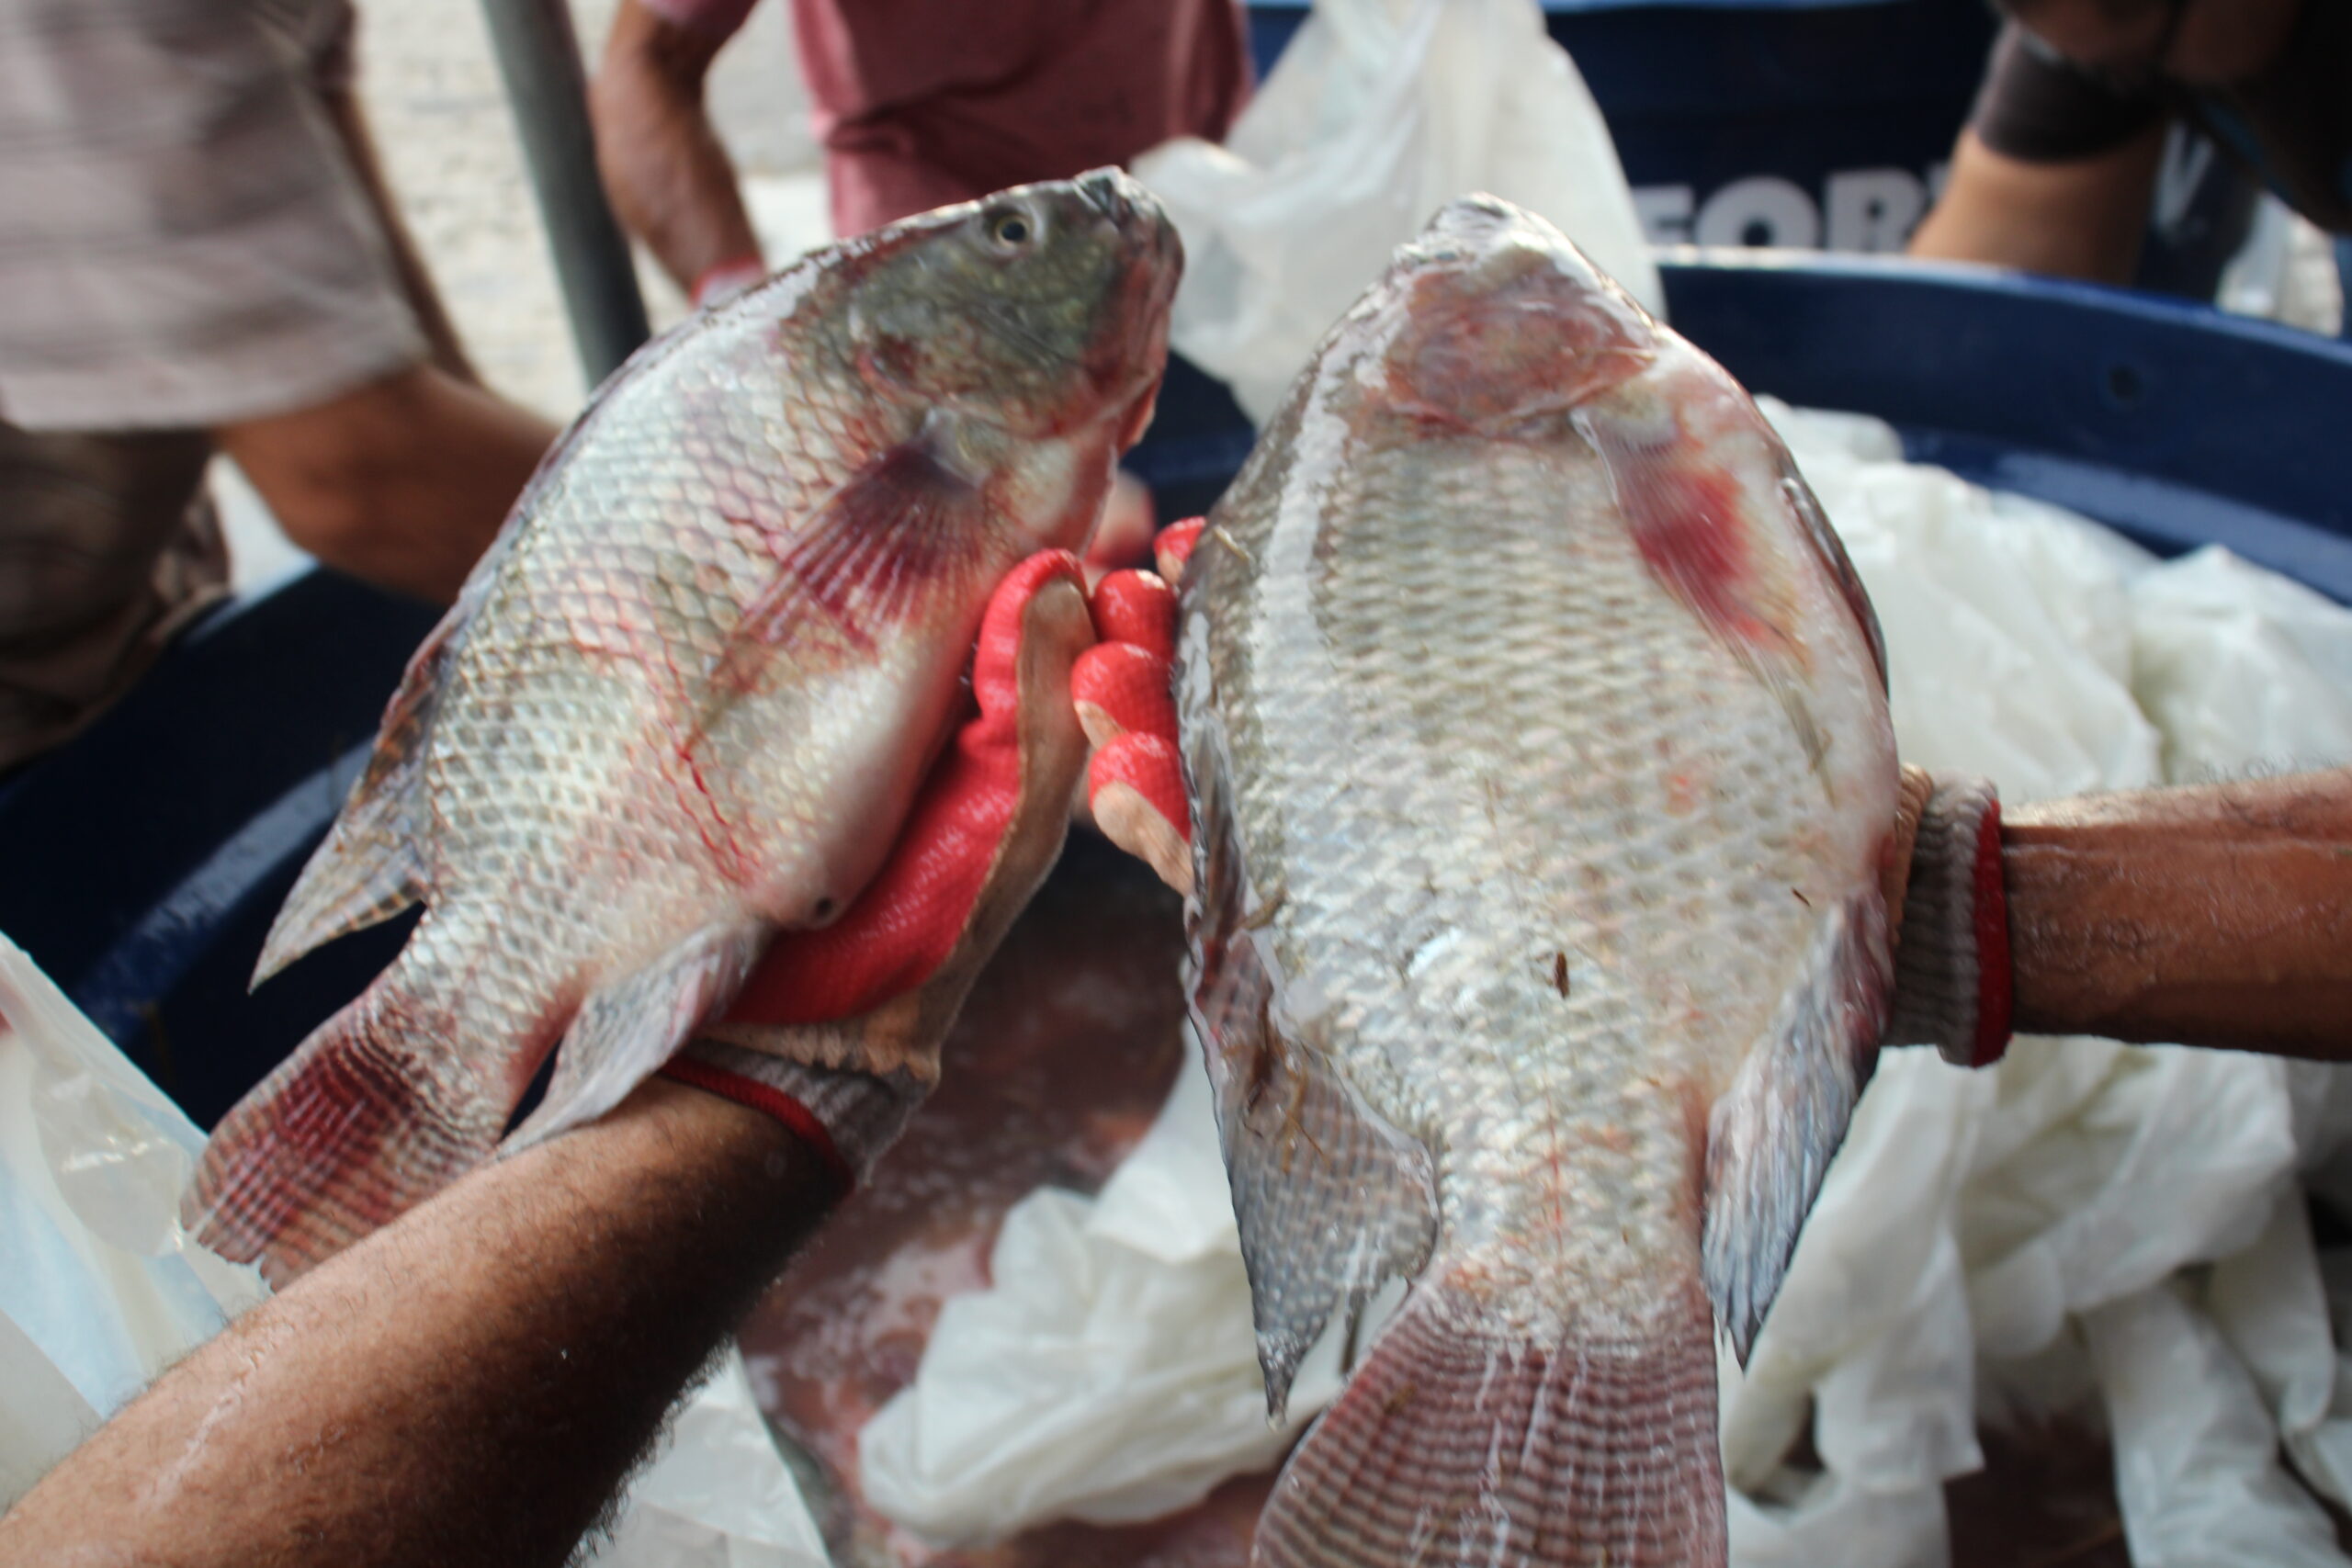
[1072,520,2018,1070]
[656,549,1098,1189]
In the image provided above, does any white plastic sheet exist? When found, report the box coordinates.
[0,931,265,1507]
[1131,0,1661,424]
[858,1055,1342,1541]
[863,401,2352,1563]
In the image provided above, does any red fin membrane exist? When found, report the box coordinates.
[1255,1268,1727,1568]
[506,922,766,1148]
[1186,725,1440,1416]
[709,434,988,694]
[181,964,505,1285]
[1702,892,1894,1363]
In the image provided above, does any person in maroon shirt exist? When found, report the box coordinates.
[590,0,1250,303]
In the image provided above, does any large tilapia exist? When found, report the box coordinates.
[1178,197,1895,1567]
[186,170,1180,1283]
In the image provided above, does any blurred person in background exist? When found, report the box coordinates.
[1911,0,2349,329]
[0,0,559,775]
[588,0,1253,564]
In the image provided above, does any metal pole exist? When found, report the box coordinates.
[477,0,651,388]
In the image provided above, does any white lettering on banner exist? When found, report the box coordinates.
[1694,176,1820,248]
[1634,167,1936,254]
[1825,168,1926,253]
[1632,186,1695,244]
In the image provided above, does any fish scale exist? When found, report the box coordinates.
[184,170,1180,1285]
[1179,197,1894,1567]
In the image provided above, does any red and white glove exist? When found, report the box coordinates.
[658,550,1097,1189]
[1056,519,2020,1069]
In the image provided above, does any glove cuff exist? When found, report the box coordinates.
[659,1040,924,1190]
[1885,773,2014,1068]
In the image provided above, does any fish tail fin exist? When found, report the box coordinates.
[182,970,501,1284]
[1254,1263,1725,1568]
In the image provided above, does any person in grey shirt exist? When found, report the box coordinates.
[0,0,558,772]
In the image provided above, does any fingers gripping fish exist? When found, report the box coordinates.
[185,172,1182,1284]
[1177,197,1896,1568]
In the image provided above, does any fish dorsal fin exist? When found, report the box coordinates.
[254,607,467,987]
[1577,405,1839,773]
[1702,893,1893,1364]
[706,430,992,700]
[1186,732,1441,1417]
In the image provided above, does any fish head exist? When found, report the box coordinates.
[842,168,1181,459]
[1369,195,1656,436]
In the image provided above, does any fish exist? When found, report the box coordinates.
[1175,196,1896,1567]
[183,169,1182,1285]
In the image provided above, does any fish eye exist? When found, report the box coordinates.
[988,209,1035,250]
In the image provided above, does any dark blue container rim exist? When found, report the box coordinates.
[1658,243,2352,361]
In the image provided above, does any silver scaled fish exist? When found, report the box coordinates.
[1178,197,1896,1567]
[186,170,1181,1283]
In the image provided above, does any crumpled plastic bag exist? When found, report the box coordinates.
[858,1055,1343,1541]
[863,400,2352,1563]
[587,1347,832,1568]
[0,931,265,1507]
[1131,0,1661,425]
[0,932,827,1564]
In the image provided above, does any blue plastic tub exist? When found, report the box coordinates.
[1245,0,2256,298]
[8,255,2347,1124]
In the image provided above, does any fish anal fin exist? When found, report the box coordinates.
[506,922,767,1149]
[254,609,467,986]
[1702,892,1894,1364]
[1187,745,1438,1418]
[710,435,989,695]
[1254,1263,1726,1568]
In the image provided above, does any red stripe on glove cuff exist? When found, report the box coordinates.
[1969,801,2013,1068]
[657,1056,857,1193]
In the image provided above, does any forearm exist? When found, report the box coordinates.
[0,1080,841,1568]
[592,3,763,294]
[216,365,557,604]
[1909,127,2164,286]
[2004,768,2352,1055]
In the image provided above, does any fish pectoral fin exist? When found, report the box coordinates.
[1702,892,1894,1365]
[506,922,768,1149]
[1188,748,1438,1420]
[707,434,990,697]
[254,608,466,987]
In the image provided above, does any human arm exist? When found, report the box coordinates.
[591,0,766,302]
[1998,768,2352,1055]
[211,365,556,605]
[1907,21,2169,285]
[1907,124,2166,285]
[0,1078,839,1568]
